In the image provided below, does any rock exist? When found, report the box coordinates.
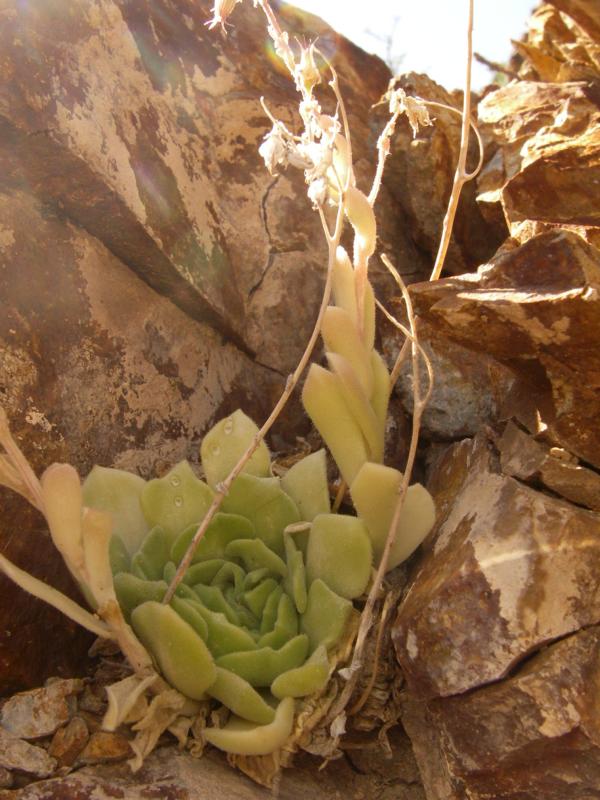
[402,626,600,800]
[383,318,519,440]
[408,230,600,469]
[2,737,426,800]
[0,0,428,374]
[498,420,600,511]
[0,189,280,694]
[48,717,89,769]
[393,434,600,698]
[0,769,12,790]
[78,731,132,765]
[0,679,82,740]
[477,80,600,242]
[0,728,56,779]
[382,73,506,277]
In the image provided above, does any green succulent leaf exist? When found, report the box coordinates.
[130,601,216,700]
[170,513,255,565]
[221,474,300,556]
[306,514,372,600]
[200,410,271,489]
[216,634,309,687]
[301,579,352,653]
[131,526,172,581]
[203,696,294,756]
[113,573,167,622]
[82,466,149,556]
[350,462,436,569]
[208,667,275,725]
[225,538,287,577]
[280,450,330,522]
[140,461,214,542]
[271,644,330,699]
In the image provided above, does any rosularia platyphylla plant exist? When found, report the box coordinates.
[0,0,481,781]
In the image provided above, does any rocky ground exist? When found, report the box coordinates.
[1,0,599,798]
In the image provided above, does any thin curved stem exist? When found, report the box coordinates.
[430,0,475,282]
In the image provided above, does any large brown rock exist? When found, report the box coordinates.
[477,80,600,245]
[393,434,600,698]
[408,230,600,469]
[401,626,600,800]
[0,0,429,374]
[0,188,280,693]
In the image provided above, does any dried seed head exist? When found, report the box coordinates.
[205,0,242,33]
[297,44,321,93]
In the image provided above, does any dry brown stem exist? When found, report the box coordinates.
[430,0,477,281]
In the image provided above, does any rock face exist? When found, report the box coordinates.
[394,434,600,698]
[408,230,600,469]
[0,0,427,375]
[390,3,600,798]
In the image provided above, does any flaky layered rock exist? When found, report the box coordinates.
[401,626,600,800]
[394,435,600,698]
[477,80,600,247]
[407,230,600,469]
[0,0,430,374]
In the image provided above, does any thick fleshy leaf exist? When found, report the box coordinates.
[257,593,298,649]
[203,696,294,756]
[208,667,275,725]
[225,539,287,578]
[300,579,352,653]
[113,573,167,622]
[370,351,390,443]
[183,559,226,586]
[350,462,436,569]
[306,514,372,600]
[193,603,258,658]
[200,410,271,489]
[169,596,209,641]
[260,586,283,634]
[321,306,373,396]
[109,535,131,575]
[40,463,83,578]
[82,466,149,556]
[326,352,383,462]
[302,364,369,487]
[140,461,214,542]
[130,602,216,700]
[283,533,307,614]
[216,634,309,687]
[170,513,255,565]
[221,474,300,556]
[243,577,279,618]
[280,450,330,522]
[271,645,330,699]
[193,584,241,625]
[131,526,172,581]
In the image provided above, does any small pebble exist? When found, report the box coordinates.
[78,731,132,764]
[48,717,89,768]
[0,679,83,739]
[0,727,56,777]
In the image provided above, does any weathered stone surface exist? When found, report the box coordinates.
[0,0,429,374]
[78,731,132,765]
[0,189,281,693]
[383,73,506,277]
[498,420,600,511]
[408,230,600,469]
[0,768,11,790]
[402,626,600,800]
[0,679,82,740]
[48,717,89,769]
[477,80,600,241]
[0,728,55,778]
[383,318,519,440]
[393,434,600,698]
[2,732,426,800]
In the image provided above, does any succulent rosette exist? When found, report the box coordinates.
[82,410,371,756]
